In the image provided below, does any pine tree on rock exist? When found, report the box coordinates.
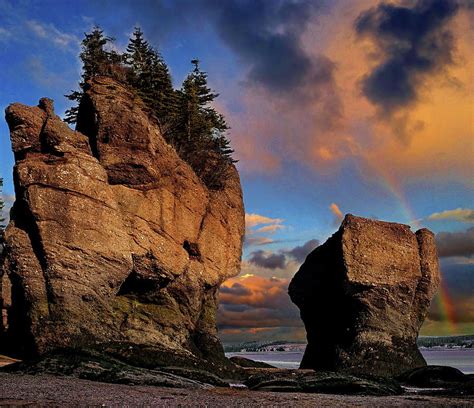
[174,59,235,189]
[61,27,235,189]
[65,27,117,125]
[125,27,176,134]
[125,27,150,87]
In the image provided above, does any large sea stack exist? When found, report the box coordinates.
[289,214,440,377]
[0,77,245,368]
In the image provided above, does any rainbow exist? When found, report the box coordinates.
[434,279,457,335]
[376,169,421,230]
[376,169,457,334]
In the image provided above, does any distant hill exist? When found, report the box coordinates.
[224,335,474,353]
[417,334,474,348]
[224,341,306,353]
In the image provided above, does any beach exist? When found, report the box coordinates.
[0,372,472,407]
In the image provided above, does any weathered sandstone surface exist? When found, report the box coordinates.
[289,214,440,377]
[0,77,245,370]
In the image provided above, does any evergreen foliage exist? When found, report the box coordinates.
[125,28,176,135]
[65,26,235,189]
[65,27,117,124]
[172,59,234,189]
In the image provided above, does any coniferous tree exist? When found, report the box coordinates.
[65,27,117,124]
[125,27,150,86]
[173,60,235,188]
[178,60,233,156]
[125,28,176,134]
[62,27,235,189]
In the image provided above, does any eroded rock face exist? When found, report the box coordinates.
[0,77,245,366]
[289,214,440,377]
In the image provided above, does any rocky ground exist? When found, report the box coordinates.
[0,355,473,407]
[0,372,473,407]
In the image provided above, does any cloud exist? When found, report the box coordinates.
[244,212,285,247]
[244,237,275,247]
[203,0,331,95]
[220,282,252,296]
[218,275,302,330]
[439,259,474,298]
[355,0,460,115]
[248,250,287,270]
[254,224,285,234]
[219,326,307,344]
[428,208,474,223]
[195,1,344,174]
[329,202,343,224]
[285,239,320,263]
[25,20,79,51]
[245,213,284,229]
[247,239,319,270]
[25,57,67,89]
[425,258,474,332]
[436,227,474,258]
[94,1,336,99]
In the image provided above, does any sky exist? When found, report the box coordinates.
[0,0,473,344]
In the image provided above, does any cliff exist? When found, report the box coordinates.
[0,77,245,370]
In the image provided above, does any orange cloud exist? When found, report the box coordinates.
[329,203,343,221]
[254,224,284,234]
[244,212,285,247]
[244,237,275,247]
[230,1,472,192]
[218,274,302,332]
[428,208,474,223]
[322,1,474,185]
[245,213,284,228]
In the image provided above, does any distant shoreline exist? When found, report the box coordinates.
[226,348,474,374]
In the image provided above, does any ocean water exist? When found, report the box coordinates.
[226,348,474,374]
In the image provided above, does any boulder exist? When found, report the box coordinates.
[289,214,440,377]
[244,369,403,395]
[398,365,471,388]
[0,77,245,372]
[398,366,474,396]
[1,349,217,388]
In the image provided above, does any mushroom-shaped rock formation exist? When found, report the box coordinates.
[0,77,245,371]
[289,214,440,377]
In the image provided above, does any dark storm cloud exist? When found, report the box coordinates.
[95,0,336,97]
[440,260,474,298]
[287,239,320,263]
[436,227,474,258]
[248,239,319,269]
[355,0,460,114]
[202,0,332,93]
[249,250,287,269]
[429,259,474,323]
